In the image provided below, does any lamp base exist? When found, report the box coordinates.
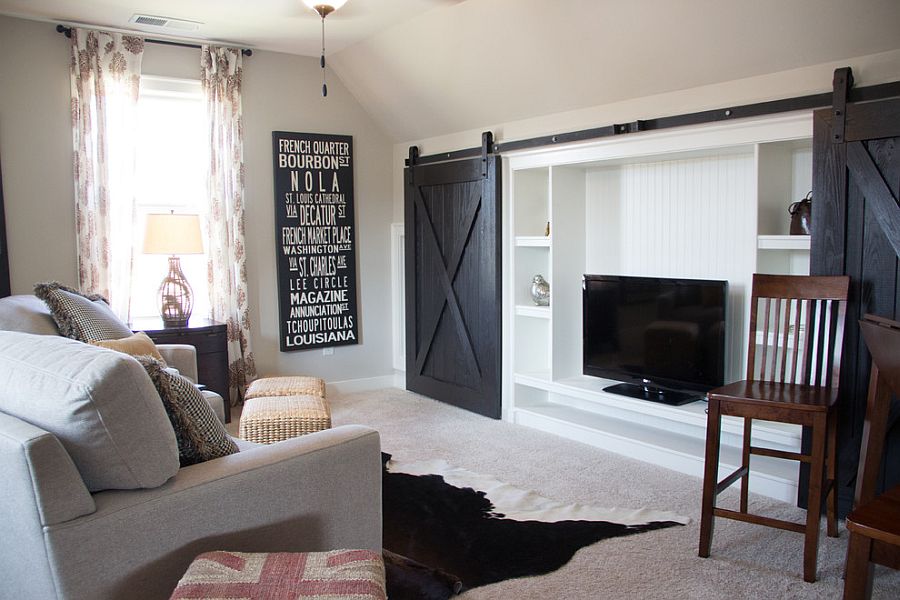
[158,256,193,327]
[162,316,190,328]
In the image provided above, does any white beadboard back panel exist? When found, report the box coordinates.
[584,152,756,382]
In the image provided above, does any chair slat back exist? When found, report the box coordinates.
[746,274,850,387]
[855,314,900,507]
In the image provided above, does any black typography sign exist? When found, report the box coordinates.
[272,131,358,352]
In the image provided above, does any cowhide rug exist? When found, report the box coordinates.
[382,454,688,592]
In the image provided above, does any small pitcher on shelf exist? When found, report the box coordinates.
[789,191,812,235]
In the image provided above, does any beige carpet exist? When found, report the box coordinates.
[321,387,900,600]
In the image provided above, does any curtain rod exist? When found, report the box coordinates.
[56,25,253,57]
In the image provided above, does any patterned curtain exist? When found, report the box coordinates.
[69,29,144,318]
[201,45,256,404]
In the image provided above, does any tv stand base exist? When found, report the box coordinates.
[602,382,702,406]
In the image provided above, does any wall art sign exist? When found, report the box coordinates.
[272,131,358,352]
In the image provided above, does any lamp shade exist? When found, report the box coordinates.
[303,0,347,12]
[143,213,204,255]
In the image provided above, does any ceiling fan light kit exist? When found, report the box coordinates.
[302,0,348,97]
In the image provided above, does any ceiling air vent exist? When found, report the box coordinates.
[129,14,202,32]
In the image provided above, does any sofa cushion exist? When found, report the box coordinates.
[0,294,60,335]
[138,357,238,466]
[34,282,133,342]
[0,331,179,491]
[91,331,167,365]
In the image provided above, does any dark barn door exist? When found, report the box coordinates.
[404,148,502,419]
[811,69,900,513]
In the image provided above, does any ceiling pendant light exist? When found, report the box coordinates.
[302,0,348,97]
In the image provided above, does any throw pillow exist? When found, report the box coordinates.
[0,331,179,491]
[34,282,133,342]
[90,331,167,365]
[0,294,60,335]
[138,356,238,466]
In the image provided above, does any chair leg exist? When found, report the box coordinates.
[826,411,839,538]
[699,397,722,558]
[740,416,752,513]
[803,413,827,583]
[843,531,874,600]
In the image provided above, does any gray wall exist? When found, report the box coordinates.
[0,15,395,383]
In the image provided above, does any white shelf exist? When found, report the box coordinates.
[515,305,551,318]
[757,234,810,250]
[515,236,551,247]
[505,115,813,503]
[513,370,552,387]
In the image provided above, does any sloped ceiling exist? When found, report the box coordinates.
[1,0,898,143]
[330,0,900,141]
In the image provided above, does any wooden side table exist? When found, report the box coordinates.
[131,317,231,423]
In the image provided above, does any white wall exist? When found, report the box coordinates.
[0,17,76,287]
[0,15,395,384]
[392,48,900,222]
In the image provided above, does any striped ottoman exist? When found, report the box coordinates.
[170,550,386,599]
[239,375,330,444]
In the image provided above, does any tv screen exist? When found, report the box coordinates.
[582,274,727,405]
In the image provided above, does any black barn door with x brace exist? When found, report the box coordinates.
[404,149,502,419]
[810,68,900,513]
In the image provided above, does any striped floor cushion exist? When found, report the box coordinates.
[170,550,386,599]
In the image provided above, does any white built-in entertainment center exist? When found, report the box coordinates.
[502,113,814,502]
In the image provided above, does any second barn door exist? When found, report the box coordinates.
[404,149,502,419]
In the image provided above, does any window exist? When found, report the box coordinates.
[131,76,210,320]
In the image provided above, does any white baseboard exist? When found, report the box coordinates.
[326,372,404,395]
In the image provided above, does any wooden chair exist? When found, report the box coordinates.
[843,314,900,599]
[698,273,850,582]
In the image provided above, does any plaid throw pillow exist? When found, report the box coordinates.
[34,282,133,342]
[138,356,238,466]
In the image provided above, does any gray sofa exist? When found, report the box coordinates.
[0,295,382,600]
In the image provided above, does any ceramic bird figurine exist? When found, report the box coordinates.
[530,274,550,306]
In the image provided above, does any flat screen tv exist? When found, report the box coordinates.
[582,274,727,405]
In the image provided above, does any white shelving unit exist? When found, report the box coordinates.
[503,113,814,502]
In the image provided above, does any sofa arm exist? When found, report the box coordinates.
[43,425,382,600]
[156,344,199,382]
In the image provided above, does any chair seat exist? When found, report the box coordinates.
[847,485,900,547]
[710,380,839,414]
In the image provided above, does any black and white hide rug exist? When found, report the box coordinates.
[381,453,688,594]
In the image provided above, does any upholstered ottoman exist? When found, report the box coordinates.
[170,550,386,600]
[245,375,326,400]
[239,394,331,443]
[239,375,330,444]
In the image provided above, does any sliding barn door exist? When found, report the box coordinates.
[811,72,900,512]
[404,154,502,419]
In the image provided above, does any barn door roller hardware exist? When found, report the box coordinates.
[406,131,497,182]
[481,131,493,178]
[831,67,853,144]
[410,67,899,166]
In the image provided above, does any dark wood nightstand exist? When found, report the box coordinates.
[131,317,231,423]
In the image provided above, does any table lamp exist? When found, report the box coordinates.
[143,212,204,327]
